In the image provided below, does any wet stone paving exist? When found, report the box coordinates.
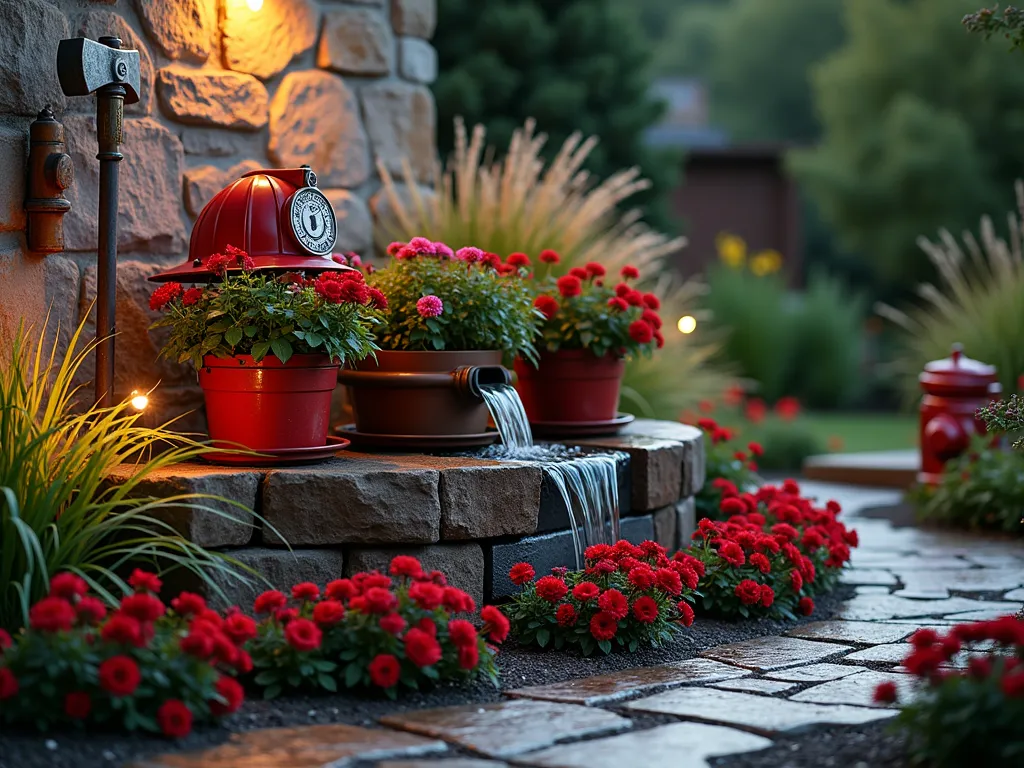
[137,483,1024,768]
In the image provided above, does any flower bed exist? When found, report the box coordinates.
[879,616,1024,767]
[505,539,697,655]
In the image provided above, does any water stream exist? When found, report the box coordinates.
[479,383,621,568]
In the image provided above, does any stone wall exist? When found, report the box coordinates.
[0,0,436,426]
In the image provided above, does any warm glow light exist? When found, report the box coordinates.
[130,391,149,411]
[677,315,697,334]
[246,0,264,11]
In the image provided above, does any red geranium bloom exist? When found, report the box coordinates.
[509,562,535,586]
[569,266,589,280]
[157,699,193,739]
[417,617,437,637]
[29,597,76,633]
[76,596,107,625]
[390,555,424,579]
[64,691,92,720]
[120,593,165,623]
[369,654,401,688]
[404,628,443,667]
[585,261,606,277]
[556,604,577,627]
[749,553,771,575]
[253,590,287,614]
[873,681,898,704]
[379,613,407,635]
[535,576,569,603]
[49,573,88,600]
[625,289,645,307]
[367,287,388,309]
[614,282,631,298]
[628,320,654,344]
[409,581,444,610]
[448,619,478,649]
[210,676,245,717]
[717,541,746,567]
[180,630,214,659]
[99,656,141,697]
[598,588,628,619]
[223,613,257,645]
[128,569,162,594]
[759,584,775,608]
[797,597,815,616]
[291,582,320,601]
[325,579,357,601]
[790,569,804,593]
[1002,672,1024,698]
[910,628,939,649]
[507,252,531,267]
[590,611,619,641]
[443,586,475,613]
[642,293,661,310]
[312,600,345,627]
[102,613,144,647]
[620,265,640,280]
[181,286,203,306]
[534,294,560,319]
[571,582,600,602]
[655,568,683,596]
[234,650,253,675]
[734,579,762,606]
[363,587,398,614]
[748,442,764,457]
[0,668,18,700]
[677,601,695,627]
[775,396,801,421]
[720,497,746,516]
[284,618,322,652]
[481,605,510,644]
[170,592,207,617]
[457,643,480,670]
[632,596,660,624]
[539,249,560,264]
[149,282,182,311]
[556,274,582,298]
[627,566,656,591]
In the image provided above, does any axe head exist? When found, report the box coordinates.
[57,37,140,105]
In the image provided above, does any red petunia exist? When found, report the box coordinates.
[539,249,560,264]
[157,699,193,739]
[632,596,660,624]
[598,589,628,619]
[734,579,762,606]
[149,282,183,311]
[29,597,76,633]
[253,590,287,614]
[284,618,322,652]
[509,562,535,586]
[128,569,162,594]
[363,587,398,614]
[677,601,695,627]
[447,619,478,649]
[0,668,18,700]
[99,656,141,697]
[291,582,320,602]
[620,265,640,280]
[589,611,619,641]
[369,654,401,688]
[170,592,207,618]
[572,582,601,602]
[379,613,407,635]
[76,596,107,625]
[325,579,358,601]
[49,573,88,600]
[312,600,345,627]
[458,642,480,670]
[389,555,423,579]
[481,605,510,644]
[210,676,245,717]
[534,294,560,319]
[628,320,654,344]
[404,627,443,667]
[556,604,577,627]
[797,597,815,616]
[535,576,569,603]
[556,274,582,298]
[64,691,92,720]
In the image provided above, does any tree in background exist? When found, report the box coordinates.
[433,0,677,229]
[791,0,1024,292]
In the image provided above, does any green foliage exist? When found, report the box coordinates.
[792,0,1024,290]
[367,247,540,359]
[0,319,255,630]
[433,0,677,228]
[963,4,1024,49]
[910,439,1024,534]
[151,270,383,369]
[692,420,762,523]
[979,394,1024,449]
[753,422,827,473]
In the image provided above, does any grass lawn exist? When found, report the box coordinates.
[801,411,918,454]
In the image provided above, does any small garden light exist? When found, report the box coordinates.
[129,390,149,411]
[246,0,263,11]
[677,315,697,334]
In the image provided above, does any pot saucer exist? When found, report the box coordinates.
[530,412,635,438]
[335,424,499,451]
[202,435,351,466]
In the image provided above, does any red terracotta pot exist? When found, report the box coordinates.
[514,349,625,423]
[199,354,339,450]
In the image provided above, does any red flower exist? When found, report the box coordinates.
[775,396,801,421]
[284,618,322,652]
[0,668,18,700]
[404,628,443,667]
[749,553,771,575]
[417,617,437,637]
[416,294,444,317]
[368,287,388,309]
[556,274,582,298]
[747,441,764,457]
[481,605,510,644]
[210,676,244,716]
[734,580,762,606]
[556,604,577,627]
[1002,671,1024,698]
[458,643,480,670]
[64,691,92,720]
[797,597,815,616]
[291,582,320,602]
[654,568,683,596]
[363,587,398,614]
[573,582,601,602]
[910,628,939,649]
[149,282,183,311]
[759,584,775,608]
[536,576,569,603]
[180,630,214,659]
[569,266,589,280]
[448,619,478,649]
[369,654,401,688]
[325,579,357,601]
[509,562,535,586]
[790,569,804,593]
[157,699,193,739]
[628,320,654,344]
[170,592,207,617]
[379,613,407,635]
[49,573,88,600]
[76,596,107,625]
[534,295,560,319]
[102,613,144,647]
[409,581,444,610]
[223,613,257,644]
[181,287,203,307]
[128,569,162,594]
[389,555,424,579]
[642,293,661,310]
[598,588,628,619]
[443,586,475,614]
[253,590,287,614]
[607,297,629,312]
[625,567,655,591]
[589,611,619,640]
[625,289,645,307]
[234,650,253,675]
[677,601,695,627]
[717,541,746,567]
[539,249,560,264]
[719,497,745,517]
[873,681,898,704]
[507,252,531,267]
[313,600,345,627]
[120,593,165,623]
[99,656,141,697]
[29,597,76,633]
[620,265,640,280]
[632,596,660,624]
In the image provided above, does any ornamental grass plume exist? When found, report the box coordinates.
[877,181,1024,403]
[375,118,733,418]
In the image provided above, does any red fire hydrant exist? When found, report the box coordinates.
[918,344,1001,485]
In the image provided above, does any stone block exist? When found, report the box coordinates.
[620,514,654,545]
[105,462,259,547]
[318,7,393,76]
[157,66,268,130]
[0,124,25,233]
[184,160,264,218]
[360,82,436,183]
[0,0,69,115]
[207,548,346,612]
[76,9,155,115]
[675,496,696,549]
[223,0,319,80]
[324,189,373,255]
[63,116,187,254]
[136,0,216,62]
[181,130,263,158]
[577,435,683,512]
[345,543,485,610]
[652,504,676,553]
[490,530,577,599]
[262,457,441,546]
[269,71,370,189]
[0,247,78,365]
[391,0,436,39]
[440,464,542,539]
[398,37,437,84]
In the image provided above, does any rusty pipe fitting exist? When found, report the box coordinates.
[25,107,73,253]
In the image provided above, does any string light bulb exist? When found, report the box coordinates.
[677,315,697,335]
[246,0,264,11]
[130,390,149,411]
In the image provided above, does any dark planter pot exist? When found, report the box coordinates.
[199,354,339,450]
[514,349,625,423]
[338,350,510,436]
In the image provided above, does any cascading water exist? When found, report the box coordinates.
[479,382,621,568]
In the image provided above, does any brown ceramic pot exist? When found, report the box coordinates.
[514,349,625,423]
[338,350,510,436]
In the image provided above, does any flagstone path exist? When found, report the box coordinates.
[135,482,1024,768]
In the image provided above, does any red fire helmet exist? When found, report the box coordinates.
[150,166,355,283]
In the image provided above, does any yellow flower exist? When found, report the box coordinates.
[750,249,783,276]
[716,233,747,269]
